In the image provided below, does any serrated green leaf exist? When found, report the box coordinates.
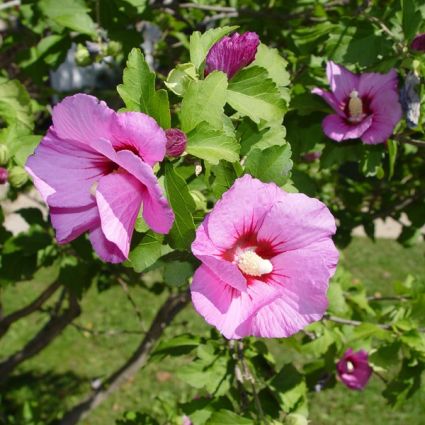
[117,49,170,128]
[9,135,41,166]
[165,62,197,96]
[39,0,96,36]
[227,66,286,124]
[164,164,196,250]
[127,232,164,273]
[402,0,422,41]
[245,144,292,185]
[206,410,254,425]
[163,261,193,287]
[180,71,228,133]
[186,121,239,165]
[189,26,238,70]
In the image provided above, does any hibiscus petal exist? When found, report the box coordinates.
[206,174,285,250]
[358,69,398,98]
[52,94,114,146]
[322,114,373,142]
[327,61,359,103]
[50,204,99,244]
[256,194,336,252]
[311,87,345,117]
[26,130,109,208]
[191,265,279,339]
[95,171,144,259]
[111,112,167,166]
[89,226,127,263]
[361,91,402,144]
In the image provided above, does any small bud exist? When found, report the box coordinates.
[75,43,91,67]
[106,40,122,57]
[411,33,425,52]
[165,128,187,157]
[8,166,28,188]
[0,144,10,165]
[0,167,8,184]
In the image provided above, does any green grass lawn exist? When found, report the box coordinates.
[1,237,424,424]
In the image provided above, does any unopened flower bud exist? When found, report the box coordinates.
[0,167,8,184]
[0,144,10,165]
[411,33,425,52]
[165,128,187,157]
[106,40,122,57]
[8,166,28,188]
[75,43,91,67]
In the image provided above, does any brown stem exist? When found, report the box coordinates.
[59,291,190,425]
[0,292,80,385]
[0,280,61,339]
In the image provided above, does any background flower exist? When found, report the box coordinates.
[337,348,373,390]
[312,61,402,144]
[190,175,339,339]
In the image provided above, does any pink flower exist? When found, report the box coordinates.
[0,167,8,184]
[190,175,339,339]
[312,61,402,144]
[25,94,174,263]
[337,348,373,390]
[205,32,260,79]
[182,415,192,425]
[165,128,187,157]
[411,33,425,52]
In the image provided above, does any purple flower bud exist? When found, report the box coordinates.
[165,128,187,157]
[411,33,425,52]
[205,32,260,80]
[302,151,322,162]
[182,415,192,425]
[0,167,8,184]
[336,348,372,390]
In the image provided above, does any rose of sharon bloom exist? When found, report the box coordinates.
[336,348,373,390]
[190,175,339,339]
[312,61,402,144]
[411,33,425,52]
[26,94,174,263]
[165,128,187,157]
[205,32,260,79]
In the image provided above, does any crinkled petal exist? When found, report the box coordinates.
[95,171,144,259]
[358,69,398,99]
[257,195,336,253]
[50,204,99,244]
[111,112,167,166]
[89,226,127,263]
[322,114,373,142]
[361,91,402,144]
[90,139,174,234]
[326,61,359,103]
[206,174,285,250]
[311,88,345,117]
[191,265,280,339]
[51,94,114,146]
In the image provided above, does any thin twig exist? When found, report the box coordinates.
[71,322,145,337]
[59,291,190,425]
[0,281,61,338]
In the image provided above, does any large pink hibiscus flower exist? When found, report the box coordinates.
[312,61,402,144]
[190,175,339,339]
[26,94,174,263]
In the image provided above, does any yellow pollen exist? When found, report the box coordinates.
[348,90,363,122]
[347,361,355,373]
[236,250,273,277]
[90,181,98,196]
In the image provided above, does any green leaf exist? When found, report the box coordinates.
[127,232,165,273]
[397,225,421,247]
[186,122,239,165]
[251,43,290,100]
[401,0,422,41]
[0,80,33,132]
[165,62,197,96]
[361,147,384,178]
[117,49,171,128]
[9,135,41,166]
[39,0,97,36]
[206,410,254,425]
[189,26,238,70]
[164,164,196,250]
[211,162,238,198]
[245,144,292,185]
[180,71,228,133]
[227,66,286,124]
[163,261,193,287]
[387,139,398,179]
[152,334,201,360]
